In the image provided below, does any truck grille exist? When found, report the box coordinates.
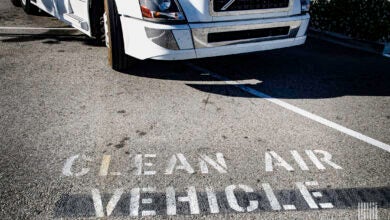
[213,0,290,12]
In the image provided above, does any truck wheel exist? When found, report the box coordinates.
[89,0,105,46]
[10,0,21,7]
[21,0,39,14]
[94,15,106,46]
[104,0,136,71]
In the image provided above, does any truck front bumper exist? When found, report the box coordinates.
[119,14,309,60]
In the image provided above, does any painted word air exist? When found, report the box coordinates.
[62,150,342,177]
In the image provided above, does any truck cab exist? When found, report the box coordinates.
[14,0,310,70]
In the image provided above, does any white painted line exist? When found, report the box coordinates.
[205,187,220,214]
[319,203,334,209]
[106,189,124,216]
[183,79,262,85]
[91,189,105,217]
[291,150,309,170]
[142,198,153,204]
[166,187,177,215]
[187,63,390,153]
[312,192,322,198]
[99,155,111,176]
[283,204,296,210]
[305,181,318,186]
[296,182,319,209]
[130,188,140,216]
[262,183,281,210]
[0,26,75,30]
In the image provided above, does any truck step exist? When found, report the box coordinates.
[64,13,89,31]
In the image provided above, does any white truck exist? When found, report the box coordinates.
[11,0,310,70]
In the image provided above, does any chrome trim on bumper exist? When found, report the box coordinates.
[191,20,301,49]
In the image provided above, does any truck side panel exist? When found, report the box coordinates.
[31,0,92,36]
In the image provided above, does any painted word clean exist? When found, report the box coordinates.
[63,153,228,177]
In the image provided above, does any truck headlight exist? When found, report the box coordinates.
[301,0,310,12]
[139,0,186,23]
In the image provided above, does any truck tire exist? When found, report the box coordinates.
[104,0,136,71]
[93,15,106,46]
[21,0,39,14]
[10,0,21,7]
[89,0,105,46]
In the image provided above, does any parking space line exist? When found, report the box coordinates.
[0,27,75,30]
[187,63,390,153]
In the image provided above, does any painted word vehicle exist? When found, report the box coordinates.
[11,0,310,70]
[59,150,351,217]
[89,181,336,217]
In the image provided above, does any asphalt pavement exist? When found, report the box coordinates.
[0,0,389,219]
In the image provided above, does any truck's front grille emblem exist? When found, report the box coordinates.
[220,0,236,11]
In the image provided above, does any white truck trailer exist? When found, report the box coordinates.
[11,0,310,70]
